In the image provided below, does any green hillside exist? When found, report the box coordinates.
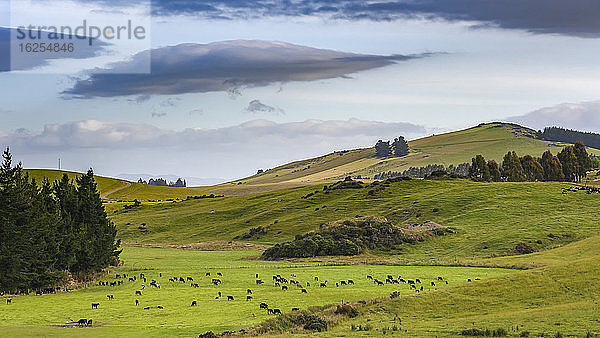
[229,122,598,187]
[111,178,600,262]
[25,169,127,196]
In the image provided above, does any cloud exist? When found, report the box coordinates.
[245,100,284,115]
[62,40,431,98]
[141,0,600,38]
[0,27,108,72]
[509,100,600,132]
[128,94,151,104]
[1,118,427,178]
[151,112,167,118]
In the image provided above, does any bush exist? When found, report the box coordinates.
[334,304,358,318]
[301,315,328,332]
[515,242,535,254]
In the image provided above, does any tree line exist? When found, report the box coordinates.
[0,149,120,293]
[138,177,186,187]
[468,142,595,182]
[373,163,470,180]
[374,136,409,158]
[538,127,600,150]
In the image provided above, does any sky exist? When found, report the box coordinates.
[2,0,600,183]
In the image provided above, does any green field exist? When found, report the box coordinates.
[0,247,510,337]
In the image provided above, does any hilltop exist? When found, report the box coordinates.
[220,122,598,191]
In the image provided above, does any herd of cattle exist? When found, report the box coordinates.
[562,185,600,195]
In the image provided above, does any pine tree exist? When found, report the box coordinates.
[391,137,409,157]
[557,146,578,182]
[501,151,526,182]
[540,150,564,181]
[520,155,544,181]
[53,174,79,271]
[487,160,501,182]
[374,140,391,157]
[573,142,592,182]
[469,155,490,182]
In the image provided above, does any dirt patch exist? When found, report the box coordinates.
[400,221,446,234]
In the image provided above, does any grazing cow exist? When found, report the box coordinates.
[256,274,259,278]
[260,302,268,309]
[116,274,121,278]
[416,279,421,283]
[301,289,307,294]
[141,284,145,290]
[348,280,354,285]
[87,319,93,326]
[256,279,264,285]
[306,282,310,287]
[467,279,472,282]
[407,280,415,285]
[420,286,423,291]
[267,308,274,314]
[387,275,393,280]
[218,292,222,297]
[227,295,234,301]
[187,277,193,281]
[431,282,435,286]
[91,303,99,309]
[136,291,142,296]
[129,278,134,282]
[179,277,185,283]
[143,307,150,310]
[282,285,288,291]
[399,279,406,283]
[475,278,481,281]
[273,309,281,315]
[6,299,11,304]
[206,272,211,276]
[246,296,253,301]
[135,299,139,306]
[169,278,174,282]
[247,289,252,294]
[292,307,299,311]
[107,295,114,300]
[191,301,197,307]
[340,281,347,286]
[437,277,443,281]
[212,279,221,285]
[217,272,222,277]
[314,276,319,281]
[366,275,373,280]
[320,283,327,288]
[157,306,163,309]
[445,281,448,284]
[336,283,339,287]
[77,319,88,327]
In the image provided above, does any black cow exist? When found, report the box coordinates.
[143,307,150,310]
[348,280,354,285]
[437,277,443,281]
[246,296,253,301]
[320,283,327,287]
[247,289,252,294]
[87,319,93,326]
[267,308,274,314]
[314,276,319,281]
[292,307,299,311]
[282,285,288,291]
[191,301,197,306]
[431,282,435,286]
[416,279,421,283]
[91,303,99,309]
[216,272,222,277]
[467,279,472,282]
[227,295,234,301]
[6,299,11,304]
[340,281,347,286]
[107,295,114,300]
[77,319,88,327]
[260,302,268,309]
[135,291,142,296]
[376,280,384,286]
[187,277,193,281]
[157,306,163,309]
[301,289,307,294]
[206,272,211,276]
[218,292,222,297]
[256,273,259,278]
[135,299,139,306]
[306,282,310,287]
[366,275,373,280]
[273,309,282,315]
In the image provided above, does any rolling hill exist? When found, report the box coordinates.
[222,122,598,189]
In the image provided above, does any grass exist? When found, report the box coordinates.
[232,123,600,186]
[26,169,127,196]
[111,178,600,262]
[0,246,510,337]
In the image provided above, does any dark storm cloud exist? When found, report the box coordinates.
[62,40,430,98]
[142,0,600,37]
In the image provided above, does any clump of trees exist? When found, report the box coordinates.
[0,149,120,293]
[138,177,186,187]
[537,126,600,149]
[375,136,409,158]
[468,142,593,182]
[374,163,470,180]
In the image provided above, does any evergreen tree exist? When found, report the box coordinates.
[391,137,409,157]
[501,151,526,182]
[468,155,490,182]
[487,160,501,182]
[540,150,564,181]
[573,141,592,182]
[374,140,391,157]
[520,155,544,181]
[53,174,79,271]
[557,146,578,182]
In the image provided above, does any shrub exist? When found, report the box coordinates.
[334,304,358,318]
[515,242,535,254]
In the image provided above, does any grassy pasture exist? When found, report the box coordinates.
[111,179,600,262]
[25,169,127,196]
[0,247,510,337]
